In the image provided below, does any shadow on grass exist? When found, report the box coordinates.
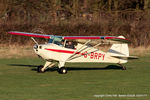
[8,64,39,67]
[67,65,122,71]
[8,64,123,72]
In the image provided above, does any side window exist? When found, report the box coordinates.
[48,39,53,43]
[53,37,62,45]
[65,41,75,49]
[54,41,61,45]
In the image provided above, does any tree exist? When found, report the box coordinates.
[0,0,8,19]
[144,0,150,9]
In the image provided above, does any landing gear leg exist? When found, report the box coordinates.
[58,61,67,74]
[118,63,126,70]
[37,61,55,73]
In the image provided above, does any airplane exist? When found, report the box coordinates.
[8,31,138,74]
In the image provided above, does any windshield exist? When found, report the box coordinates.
[48,37,63,46]
[48,37,76,49]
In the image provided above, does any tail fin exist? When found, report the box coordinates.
[108,36,129,63]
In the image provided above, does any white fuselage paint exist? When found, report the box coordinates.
[34,43,127,64]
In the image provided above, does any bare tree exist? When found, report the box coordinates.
[144,0,150,9]
[0,0,8,19]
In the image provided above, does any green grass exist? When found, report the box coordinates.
[0,56,150,100]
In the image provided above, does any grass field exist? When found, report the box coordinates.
[0,55,150,100]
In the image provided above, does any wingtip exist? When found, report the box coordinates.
[8,31,18,34]
[8,31,12,34]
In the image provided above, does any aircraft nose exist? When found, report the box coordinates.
[33,44,38,51]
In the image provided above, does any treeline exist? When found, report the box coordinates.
[0,0,150,47]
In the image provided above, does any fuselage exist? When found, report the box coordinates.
[33,43,127,64]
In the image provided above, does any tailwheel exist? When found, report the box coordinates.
[118,63,126,70]
[58,67,67,74]
[122,66,126,70]
[37,65,45,73]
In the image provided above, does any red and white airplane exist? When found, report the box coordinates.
[8,31,138,74]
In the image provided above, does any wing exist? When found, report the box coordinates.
[8,31,52,39]
[63,36,130,44]
[8,31,130,43]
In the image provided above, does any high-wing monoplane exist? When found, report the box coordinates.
[8,31,138,74]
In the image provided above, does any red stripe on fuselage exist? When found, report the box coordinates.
[45,48,75,54]
[45,48,105,60]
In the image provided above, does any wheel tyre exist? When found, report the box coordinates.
[122,66,126,70]
[58,67,67,74]
[37,65,45,73]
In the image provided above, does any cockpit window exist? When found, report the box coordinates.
[65,41,75,49]
[53,37,62,45]
[48,37,76,49]
[48,37,63,45]
[48,39,53,43]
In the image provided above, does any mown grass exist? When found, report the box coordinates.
[0,55,150,100]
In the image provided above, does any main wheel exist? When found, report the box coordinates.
[58,67,67,74]
[37,65,45,73]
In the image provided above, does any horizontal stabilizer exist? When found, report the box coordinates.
[111,56,139,60]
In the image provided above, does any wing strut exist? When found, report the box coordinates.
[75,40,91,53]
[66,40,91,61]
[68,49,99,61]
[31,37,39,45]
[67,41,104,61]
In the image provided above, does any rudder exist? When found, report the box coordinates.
[108,36,129,63]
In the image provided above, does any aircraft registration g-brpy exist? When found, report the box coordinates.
[8,31,138,74]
